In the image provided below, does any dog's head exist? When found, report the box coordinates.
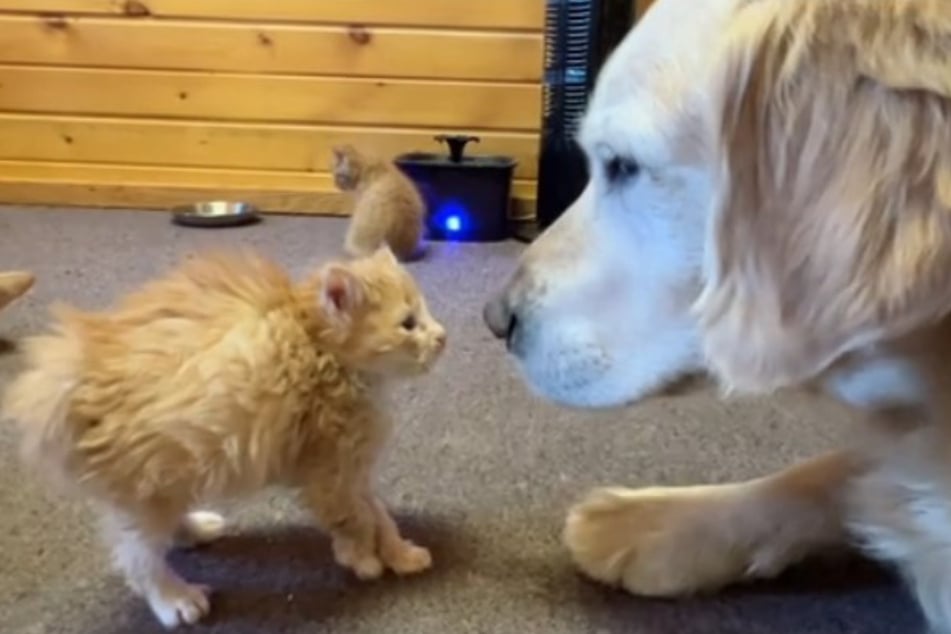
[485,0,951,409]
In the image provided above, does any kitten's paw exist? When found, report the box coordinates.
[175,511,226,548]
[352,556,385,580]
[147,582,211,629]
[384,541,432,576]
[333,542,385,580]
[0,270,34,308]
[338,553,384,580]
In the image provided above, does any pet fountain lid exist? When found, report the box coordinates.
[395,135,517,170]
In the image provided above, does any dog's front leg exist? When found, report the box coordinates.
[563,451,861,596]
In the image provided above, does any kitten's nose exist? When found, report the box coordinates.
[434,328,447,351]
[483,294,514,341]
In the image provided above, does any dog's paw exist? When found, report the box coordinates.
[147,582,211,629]
[175,511,226,548]
[383,540,432,576]
[564,485,750,596]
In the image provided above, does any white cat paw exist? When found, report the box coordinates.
[175,511,226,548]
[352,555,385,580]
[333,542,385,580]
[148,582,211,629]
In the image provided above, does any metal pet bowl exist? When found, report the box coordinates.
[171,201,261,228]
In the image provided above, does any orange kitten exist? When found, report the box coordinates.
[2,247,446,629]
[332,144,426,262]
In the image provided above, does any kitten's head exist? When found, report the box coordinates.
[331,144,365,191]
[314,247,446,375]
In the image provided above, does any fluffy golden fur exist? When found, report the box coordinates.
[486,0,951,630]
[2,247,446,629]
[698,0,951,394]
[332,144,427,262]
[0,270,34,312]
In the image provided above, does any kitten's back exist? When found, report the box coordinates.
[2,252,314,497]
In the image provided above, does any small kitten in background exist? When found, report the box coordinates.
[332,144,426,262]
[3,247,446,629]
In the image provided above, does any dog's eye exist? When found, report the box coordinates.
[605,156,640,182]
[401,314,417,331]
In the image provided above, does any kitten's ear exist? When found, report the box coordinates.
[318,265,364,321]
[331,145,351,167]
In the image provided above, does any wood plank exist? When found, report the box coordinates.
[636,0,659,17]
[0,66,542,131]
[0,161,537,218]
[0,114,539,178]
[0,15,544,81]
[0,0,546,30]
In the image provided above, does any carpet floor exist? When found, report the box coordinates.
[0,207,922,633]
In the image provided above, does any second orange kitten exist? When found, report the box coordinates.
[332,144,427,261]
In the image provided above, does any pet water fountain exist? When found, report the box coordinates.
[395,134,517,242]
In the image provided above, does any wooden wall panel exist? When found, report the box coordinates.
[0,114,539,178]
[636,0,659,18]
[0,1,544,30]
[0,2,545,217]
[0,66,541,130]
[0,17,543,81]
[0,160,537,217]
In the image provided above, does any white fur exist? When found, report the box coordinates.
[501,0,748,409]
[101,510,213,628]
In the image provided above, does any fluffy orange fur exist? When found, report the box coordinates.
[332,144,427,262]
[2,246,446,629]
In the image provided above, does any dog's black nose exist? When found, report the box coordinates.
[483,295,513,340]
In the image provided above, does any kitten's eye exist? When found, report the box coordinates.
[605,155,640,183]
[401,314,417,331]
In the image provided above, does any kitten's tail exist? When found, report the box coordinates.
[2,305,84,479]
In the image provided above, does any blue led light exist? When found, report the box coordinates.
[445,215,462,232]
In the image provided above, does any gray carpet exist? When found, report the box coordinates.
[0,207,922,633]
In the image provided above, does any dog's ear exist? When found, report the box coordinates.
[694,0,951,394]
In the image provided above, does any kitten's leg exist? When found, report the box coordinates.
[101,507,211,628]
[303,482,385,580]
[564,451,860,595]
[371,496,432,575]
[173,510,227,548]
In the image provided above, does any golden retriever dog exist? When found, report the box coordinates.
[484,0,951,630]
